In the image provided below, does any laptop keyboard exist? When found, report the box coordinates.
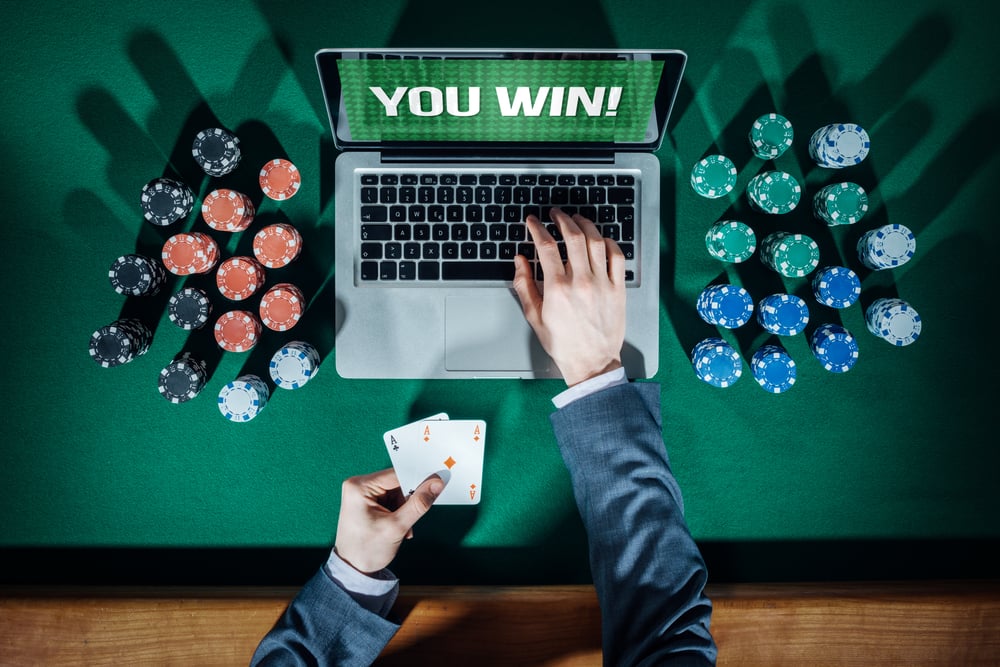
[356,171,638,283]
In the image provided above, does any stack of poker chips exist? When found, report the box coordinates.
[810,324,860,373]
[751,345,797,393]
[760,232,820,278]
[108,254,167,297]
[866,298,922,346]
[89,318,152,368]
[201,189,255,232]
[214,311,262,353]
[253,223,304,268]
[809,123,870,168]
[259,159,302,201]
[192,128,241,177]
[690,154,738,199]
[157,353,208,403]
[696,284,754,329]
[216,256,266,301]
[162,232,220,275]
[747,170,801,214]
[270,341,321,390]
[811,266,862,309]
[691,337,742,388]
[812,182,869,226]
[218,374,270,422]
[857,223,916,270]
[259,283,305,332]
[141,178,194,227]
[756,294,810,336]
[168,287,212,330]
[748,113,794,160]
[705,220,756,263]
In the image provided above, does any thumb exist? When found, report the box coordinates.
[512,255,543,328]
[394,473,446,532]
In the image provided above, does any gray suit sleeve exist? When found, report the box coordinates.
[550,382,717,666]
[251,566,400,666]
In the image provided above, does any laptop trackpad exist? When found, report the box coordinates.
[445,295,547,372]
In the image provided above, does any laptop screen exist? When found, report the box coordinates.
[316,49,686,152]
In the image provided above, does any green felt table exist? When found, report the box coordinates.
[1,0,998,586]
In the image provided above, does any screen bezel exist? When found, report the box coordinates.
[315,48,687,152]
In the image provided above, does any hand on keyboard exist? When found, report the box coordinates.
[513,208,626,387]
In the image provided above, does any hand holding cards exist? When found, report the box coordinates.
[384,414,486,505]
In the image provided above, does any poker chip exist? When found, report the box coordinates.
[192,128,241,177]
[751,344,797,393]
[690,337,742,388]
[202,189,255,232]
[696,284,754,329]
[857,223,916,270]
[748,113,794,160]
[810,324,859,373]
[269,341,321,389]
[88,318,152,368]
[690,154,737,199]
[813,182,868,226]
[157,354,208,403]
[757,294,810,336]
[812,266,861,309]
[760,232,820,278]
[809,123,870,168]
[140,177,194,226]
[162,232,220,275]
[214,310,262,352]
[747,171,801,214]
[216,256,265,301]
[866,298,922,346]
[108,254,167,297]
[259,283,305,331]
[705,220,756,263]
[252,223,303,268]
[259,159,302,200]
[168,287,212,330]
[218,374,270,422]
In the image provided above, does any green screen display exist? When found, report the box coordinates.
[336,59,665,143]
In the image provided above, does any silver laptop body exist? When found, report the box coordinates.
[316,48,687,379]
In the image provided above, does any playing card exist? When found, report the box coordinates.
[412,419,486,505]
[384,413,448,487]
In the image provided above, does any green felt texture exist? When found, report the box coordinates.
[1,0,998,579]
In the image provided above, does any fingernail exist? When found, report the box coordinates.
[429,480,444,496]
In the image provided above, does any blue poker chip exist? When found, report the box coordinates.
[757,294,810,336]
[696,285,754,329]
[812,266,861,309]
[810,324,859,373]
[691,337,742,388]
[751,345,797,393]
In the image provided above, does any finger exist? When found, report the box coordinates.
[525,215,565,279]
[605,238,626,285]
[512,254,543,329]
[356,467,402,496]
[552,208,590,274]
[572,214,608,276]
[393,473,445,531]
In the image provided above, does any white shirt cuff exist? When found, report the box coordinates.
[551,366,628,408]
[325,549,399,618]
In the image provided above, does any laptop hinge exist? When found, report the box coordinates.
[378,149,616,164]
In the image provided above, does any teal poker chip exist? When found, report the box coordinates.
[748,113,794,160]
[690,154,738,199]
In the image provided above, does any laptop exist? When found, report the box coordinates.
[315,48,687,379]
